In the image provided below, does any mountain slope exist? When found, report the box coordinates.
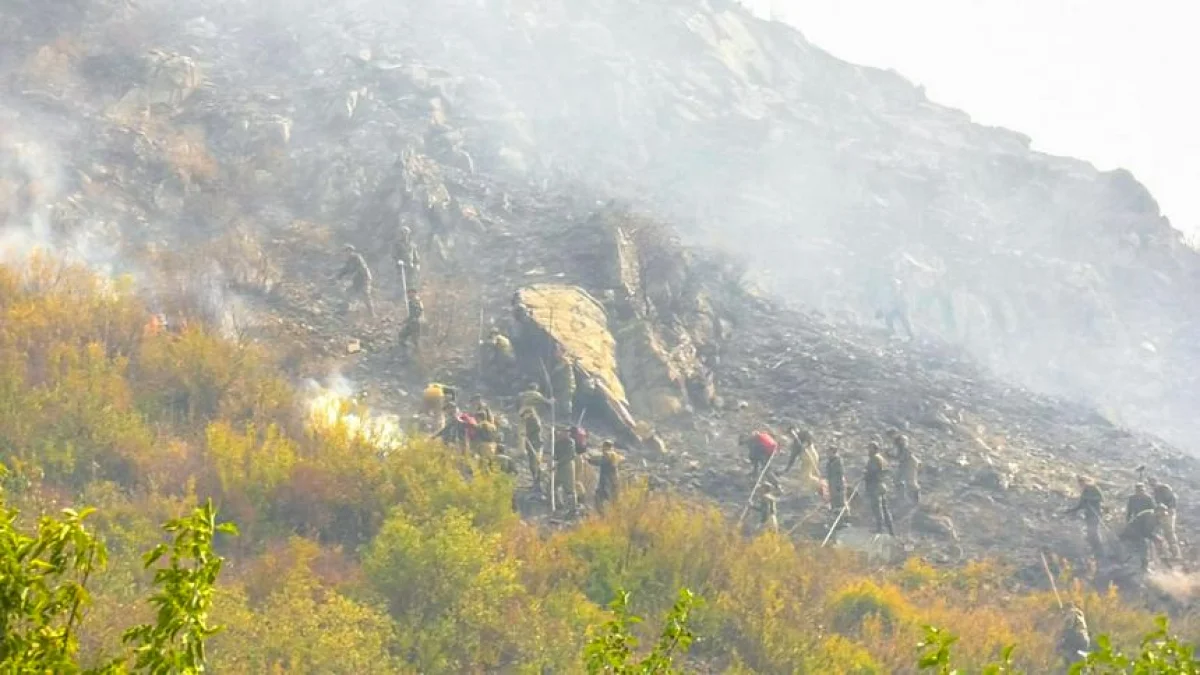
[1,0,1197,589]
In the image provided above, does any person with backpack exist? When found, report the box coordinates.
[743,430,779,479]
[1148,477,1181,559]
[433,402,476,452]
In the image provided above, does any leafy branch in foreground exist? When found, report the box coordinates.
[0,503,107,673]
[585,587,698,674]
[122,499,238,675]
[918,617,1198,675]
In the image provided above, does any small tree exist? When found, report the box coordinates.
[584,588,698,674]
[0,502,107,672]
[123,499,238,674]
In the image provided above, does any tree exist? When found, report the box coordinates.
[0,501,108,673]
[123,499,238,675]
[584,588,698,674]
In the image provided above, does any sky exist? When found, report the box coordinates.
[747,0,1199,235]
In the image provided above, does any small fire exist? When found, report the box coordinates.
[304,376,404,453]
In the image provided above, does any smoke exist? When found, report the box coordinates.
[303,373,406,454]
[1146,569,1200,605]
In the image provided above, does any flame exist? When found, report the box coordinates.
[304,378,405,453]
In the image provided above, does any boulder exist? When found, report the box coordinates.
[513,283,636,436]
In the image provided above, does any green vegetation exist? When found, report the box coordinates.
[0,256,1196,673]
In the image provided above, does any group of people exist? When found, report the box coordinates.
[419,380,624,515]
[1066,474,1181,572]
[334,226,425,355]
[740,427,921,537]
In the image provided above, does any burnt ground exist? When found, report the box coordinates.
[240,168,1200,598]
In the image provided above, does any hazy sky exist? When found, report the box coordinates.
[751,0,1198,235]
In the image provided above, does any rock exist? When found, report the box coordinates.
[912,508,958,541]
[972,466,1010,491]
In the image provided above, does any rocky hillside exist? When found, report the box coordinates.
[2,0,1199,592]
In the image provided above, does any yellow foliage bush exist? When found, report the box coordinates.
[828,580,913,637]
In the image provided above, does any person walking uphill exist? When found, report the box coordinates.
[334,244,375,318]
[1148,477,1181,559]
[864,442,895,536]
[1065,476,1104,559]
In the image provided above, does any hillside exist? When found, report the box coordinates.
[2,0,1199,635]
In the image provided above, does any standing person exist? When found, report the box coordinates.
[520,408,544,492]
[518,382,553,417]
[753,492,779,534]
[553,428,577,511]
[393,224,421,286]
[1057,605,1090,667]
[864,442,894,536]
[1065,476,1105,560]
[892,433,921,505]
[397,289,424,355]
[334,244,376,318]
[1148,477,1181,559]
[826,446,847,515]
[587,440,622,513]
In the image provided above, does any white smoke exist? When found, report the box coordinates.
[1146,568,1200,604]
[303,372,406,453]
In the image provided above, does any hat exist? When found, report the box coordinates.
[867,441,880,452]
[344,243,356,251]
[601,440,613,449]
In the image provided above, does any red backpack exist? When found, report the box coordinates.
[458,413,479,440]
[753,431,778,456]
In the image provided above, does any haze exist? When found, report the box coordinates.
[769,0,1199,236]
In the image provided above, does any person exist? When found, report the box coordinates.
[553,427,578,510]
[893,433,921,505]
[826,446,847,514]
[1066,476,1104,559]
[785,427,822,499]
[422,382,454,431]
[483,327,515,373]
[398,289,424,354]
[1148,477,1181,559]
[1120,504,1164,572]
[1125,484,1156,523]
[470,394,495,425]
[335,244,375,318]
[393,225,421,282]
[754,492,779,534]
[433,402,474,451]
[518,382,553,417]
[864,442,895,536]
[744,430,779,479]
[877,277,912,339]
[520,408,544,491]
[549,348,576,419]
[1057,605,1090,667]
[587,440,622,512]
